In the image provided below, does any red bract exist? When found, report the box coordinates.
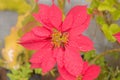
[57,62,101,80]
[20,3,94,73]
[114,32,120,43]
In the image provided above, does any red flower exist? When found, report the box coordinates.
[20,4,94,73]
[114,32,120,43]
[57,62,101,80]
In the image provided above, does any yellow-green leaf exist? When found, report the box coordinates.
[0,0,31,14]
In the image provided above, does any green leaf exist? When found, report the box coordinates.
[101,24,116,42]
[0,0,31,14]
[102,24,120,42]
[111,10,120,20]
[34,69,42,74]
[22,15,35,26]
[109,24,120,34]
[96,16,105,25]
[106,0,115,5]
[95,57,105,66]
[84,50,96,61]
[90,0,100,9]
[98,0,116,12]
[87,8,93,14]
[98,4,116,12]
[116,74,120,80]
[7,63,33,80]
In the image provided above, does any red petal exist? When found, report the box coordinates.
[30,48,56,73]
[77,35,94,52]
[48,4,62,29]
[19,27,52,50]
[81,62,89,75]
[62,14,73,31]
[32,27,50,37]
[21,40,51,50]
[67,38,79,51]
[33,4,53,29]
[114,32,120,43]
[82,65,101,80]
[30,48,53,64]
[20,30,41,43]
[33,4,49,22]
[64,46,83,76]
[80,15,91,33]
[30,51,43,64]
[69,15,90,37]
[31,63,41,68]
[19,31,41,50]
[53,48,64,67]
[58,66,76,80]
[69,35,94,52]
[41,49,56,73]
[67,6,88,27]
[57,76,65,80]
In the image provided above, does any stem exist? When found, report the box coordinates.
[57,0,66,21]
[102,11,112,25]
[57,0,65,13]
[50,69,56,77]
[90,48,120,64]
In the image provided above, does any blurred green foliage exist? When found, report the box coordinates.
[84,50,105,66]
[0,0,42,79]
[84,50,120,80]
[88,1,120,79]
[0,0,31,14]
[7,63,32,80]
[88,0,120,42]
[101,24,120,42]
[7,63,42,80]
[34,69,42,75]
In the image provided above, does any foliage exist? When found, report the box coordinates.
[1,27,24,69]
[101,24,120,42]
[0,0,31,14]
[83,50,120,80]
[87,1,120,79]
[17,0,39,37]
[0,0,38,69]
[88,0,120,42]
[84,50,105,66]
[88,1,120,79]
[0,0,41,80]
[7,63,32,80]
[34,69,42,75]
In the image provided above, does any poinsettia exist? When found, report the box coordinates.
[114,32,120,43]
[57,62,101,80]
[20,3,94,73]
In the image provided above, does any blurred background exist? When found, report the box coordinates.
[0,0,120,80]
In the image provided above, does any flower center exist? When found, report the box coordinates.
[76,75,82,80]
[52,29,68,47]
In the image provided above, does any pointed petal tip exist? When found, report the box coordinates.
[49,3,62,29]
